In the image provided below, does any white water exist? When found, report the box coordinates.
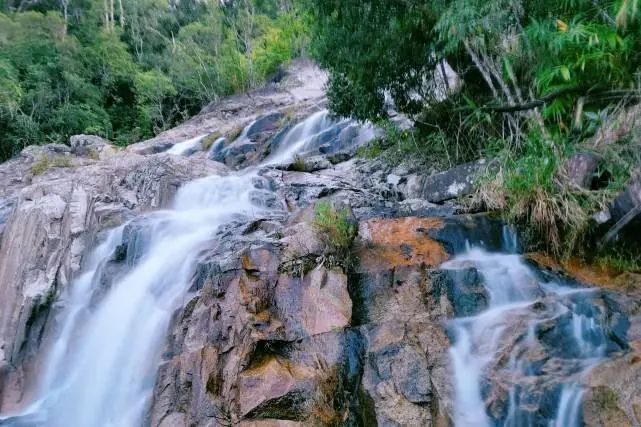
[445,233,609,427]
[0,111,346,427]
[266,109,375,165]
[267,110,336,164]
[167,134,207,156]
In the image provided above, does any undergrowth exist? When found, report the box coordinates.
[356,116,483,170]
[290,154,308,172]
[471,129,639,258]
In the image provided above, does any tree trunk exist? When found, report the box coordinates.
[118,0,124,27]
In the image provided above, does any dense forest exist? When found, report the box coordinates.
[0,0,306,160]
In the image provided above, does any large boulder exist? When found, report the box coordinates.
[560,152,602,189]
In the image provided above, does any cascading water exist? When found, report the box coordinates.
[166,134,207,156]
[0,111,349,427]
[266,109,376,165]
[444,230,619,427]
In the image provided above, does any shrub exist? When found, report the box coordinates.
[312,201,357,270]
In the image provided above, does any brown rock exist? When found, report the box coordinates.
[275,268,352,337]
[356,217,449,273]
[584,349,641,427]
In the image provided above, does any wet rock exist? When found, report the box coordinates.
[426,214,508,254]
[245,112,284,142]
[359,322,451,426]
[432,267,488,317]
[0,153,225,411]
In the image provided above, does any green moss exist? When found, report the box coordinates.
[226,126,244,142]
[30,154,73,176]
[201,132,222,150]
[593,387,620,411]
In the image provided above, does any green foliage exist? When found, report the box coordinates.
[312,201,357,270]
[592,387,620,411]
[308,0,641,263]
[305,0,641,158]
[473,128,639,256]
[304,1,441,121]
[596,249,641,274]
[0,1,307,161]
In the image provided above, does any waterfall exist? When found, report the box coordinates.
[444,241,612,427]
[0,111,345,427]
[265,110,364,165]
[167,134,207,156]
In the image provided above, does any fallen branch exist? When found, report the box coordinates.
[457,88,641,114]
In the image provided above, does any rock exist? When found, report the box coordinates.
[325,151,351,165]
[406,160,489,203]
[275,267,352,338]
[206,137,226,161]
[355,217,449,274]
[69,134,117,159]
[583,347,641,427]
[359,322,451,426]
[426,214,509,254]
[275,155,333,172]
[245,112,284,142]
[0,153,226,411]
[560,152,602,189]
[432,267,489,317]
[598,173,641,249]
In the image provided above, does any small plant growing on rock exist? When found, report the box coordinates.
[201,132,222,150]
[291,154,307,172]
[30,155,73,176]
[313,201,357,270]
[593,387,620,411]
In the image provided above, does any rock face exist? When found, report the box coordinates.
[148,213,459,427]
[0,148,226,411]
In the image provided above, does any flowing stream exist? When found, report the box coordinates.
[444,232,616,426]
[1,110,349,427]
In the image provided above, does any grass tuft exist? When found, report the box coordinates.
[312,201,357,270]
